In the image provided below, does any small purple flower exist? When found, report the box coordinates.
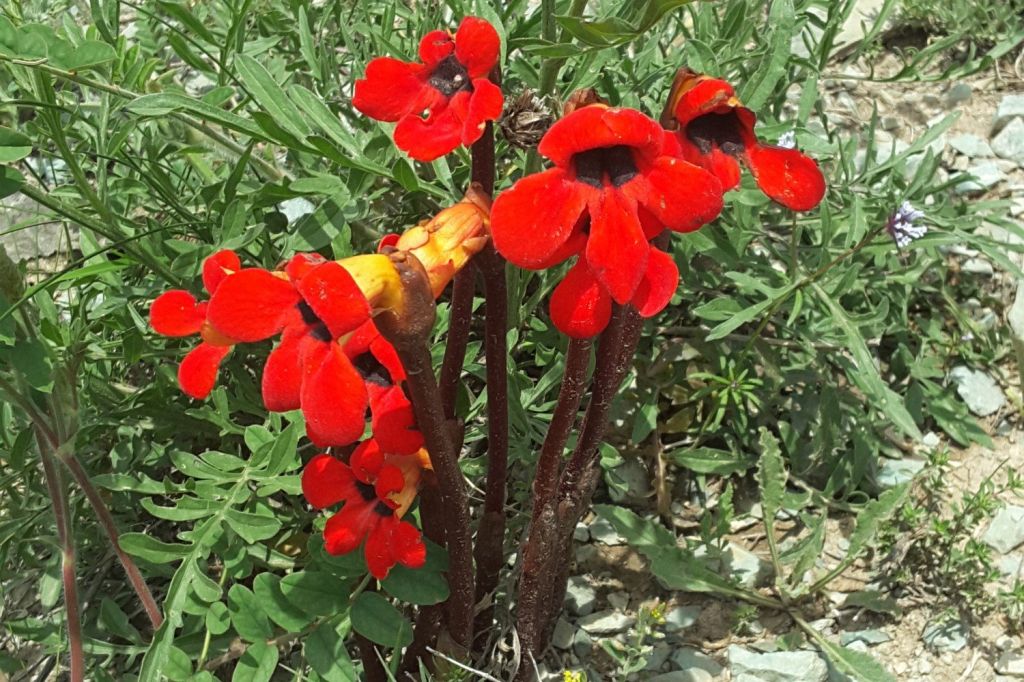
[887,201,927,249]
[777,130,797,149]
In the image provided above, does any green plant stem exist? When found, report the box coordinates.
[0,55,286,181]
[196,564,230,668]
[37,432,84,682]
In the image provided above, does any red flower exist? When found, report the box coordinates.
[302,440,427,579]
[149,250,242,398]
[663,68,825,211]
[352,16,504,162]
[489,104,723,337]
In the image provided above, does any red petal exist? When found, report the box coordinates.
[178,342,231,399]
[207,269,300,342]
[549,261,612,338]
[353,57,428,122]
[370,385,423,455]
[391,520,427,569]
[323,501,378,556]
[393,99,464,161]
[461,78,504,146]
[490,168,588,269]
[677,136,742,192]
[202,250,241,294]
[671,77,735,126]
[419,29,455,66]
[301,346,369,448]
[745,144,826,211]
[284,253,327,283]
[370,335,405,383]
[364,515,399,579]
[539,106,664,169]
[585,189,648,304]
[261,328,304,412]
[378,234,400,252]
[455,16,500,78]
[625,156,723,233]
[350,439,384,483]
[150,290,206,337]
[302,454,358,509]
[374,464,406,499]
[295,262,370,338]
[632,248,679,318]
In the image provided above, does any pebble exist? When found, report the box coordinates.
[949,133,994,158]
[948,365,1006,417]
[995,94,1024,130]
[663,605,701,632]
[922,431,941,448]
[983,506,1024,554]
[993,118,1024,165]
[962,257,995,276]
[646,673,698,682]
[919,659,933,675]
[999,636,1020,651]
[944,82,973,108]
[921,617,969,653]
[607,591,629,611]
[996,650,1024,677]
[727,646,828,682]
[876,458,926,490]
[575,544,599,565]
[840,629,892,646]
[671,647,723,679]
[565,576,597,616]
[607,458,650,504]
[577,610,636,635]
[955,161,1006,194]
[552,618,575,649]
[573,628,593,658]
[693,542,773,589]
[0,194,78,260]
[588,517,625,545]
[845,640,869,653]
[573,523,590,542]
[1010,282,1024,343]
[998,554,1024,579]
[644,643,671,671]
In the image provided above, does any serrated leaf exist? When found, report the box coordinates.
[816,635,895,682]
[757,428,787,525]
[847,485,907,559]
[649,547,752,602]
[351,592,413,648]
[739,0,796,110]
[231,639,278,682]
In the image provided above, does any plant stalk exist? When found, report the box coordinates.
[438,271,475,421]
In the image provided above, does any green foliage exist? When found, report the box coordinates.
[897,0,1024,48]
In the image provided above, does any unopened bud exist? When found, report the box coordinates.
[374,252,436,348]
[499,90,554,149]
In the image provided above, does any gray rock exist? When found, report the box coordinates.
[607,591,629,611]
[565,576,597,616]
[921,617,969,653]
[840,629,892,646]
[645,643,672,671]
[589,517,625,545]
[998,553,1024,579]
[948,365,1006,417]
[1010,282,1024,343]
[573,628,593,658]
[0,193,78,260]
[922,431,941,448]
[876,458,926,490]
[663,605,701,632]
[574,523,590,542]
[955,161,1006,194]
[694,542,773,589]
[280,197,316,225]
[577,609,636,635]
[607,458,651,504]
[983,506,1024,554]
[727,645,828,682]
[552,618,575,650]
[996,650,1024,677]
[993,118,1024,165]
[962,257,995,276]
[950,133,994,158]
[647,673,701,682]
[944,83,973,108]
[672,647,724,679]
[996,95,1024,131]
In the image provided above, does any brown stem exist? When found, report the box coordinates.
[355,631,388,682]
[60,454,164,629]
[392,340,475,651]
[438,271,475,421]
[472,246,509,651]
[38,433,84,682]
[400,478,446,675]
[514,337,591,658]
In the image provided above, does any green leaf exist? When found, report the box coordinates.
[235,55,310,141]
[0,166,23,199]
[739,0,796,110]
[126,93,267,140]
[757,428,787,526]
[842,590,902,616]
[205,602,231,635]
[381,565,450,605]
[228,584,274,642]
[846,486,907,560]
[0,127,31,162]
[649,547,754,602]
[164,646,192,681]
[305,620,357,682]
[98,598,141,642]
[279,570,349,617]
[811,284,921,440]
[253,573,313,632]
[816,635,895,682]
[350,592,413,648]
[231,640,279,682]
[666,447,753,475]
[119,534,192,564]
[48,39,116,71]
[593,504,675,549]
[1,338,52,392]
[225,509,282,543]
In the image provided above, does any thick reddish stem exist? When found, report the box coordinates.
[38,436,84,682]
[438,271,475,421]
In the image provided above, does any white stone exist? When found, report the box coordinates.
[876,458,925,490]
[948,365,1006,417]
[955,161,1006,194]
[996,650,1024,677]
[577,609,636,635]
[588,517,625,545]
[921,617,969,653]
[663,605,701,632]
[962,257,995,276]
[984,506,1024,554]
[950,133,994,158]
[727,646,828,682]
[996,95,1024,130]
[993,118,1024,165]
[607,591,629,611]
[565,576,597,616]
[670,647,724,680]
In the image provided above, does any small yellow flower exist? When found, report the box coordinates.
[562,671,584,682]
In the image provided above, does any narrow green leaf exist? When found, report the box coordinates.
[816,636,895,682]
[667,447,754,475]
[740,0,796,110]
[119,534,192,564]
[235,54,310,140]
[593,504,675,548]
[757,428,787,525]
[0,166,25,200]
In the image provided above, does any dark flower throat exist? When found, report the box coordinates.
[573,145,638,188]
[429,55,472,97]
[686,110,746,157]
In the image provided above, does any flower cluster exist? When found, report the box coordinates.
[887,201,927,249]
